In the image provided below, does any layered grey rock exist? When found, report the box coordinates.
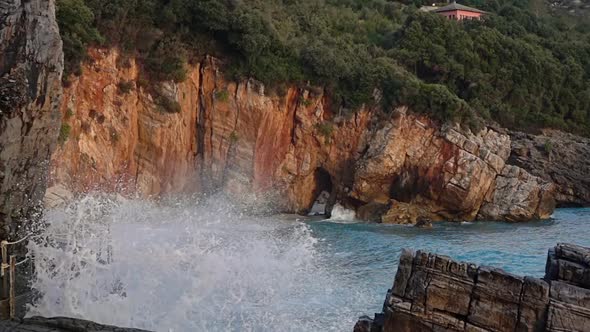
[477,165,556,221]
[0,0,63,239]
[356,243,590,332]
[0,317,151,332]
[510,130,590,207]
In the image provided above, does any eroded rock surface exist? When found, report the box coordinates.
[477,165,556,221]
[50,49,564,222]
[50,49,372,213]
[510,130,590,207]
[0,0,63,238]
[351,108,553,222]
[356,243,590,332]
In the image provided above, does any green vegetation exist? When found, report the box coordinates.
[155,95,182,113]
[544,140,553,153]
[315,121,335,138]
[215,89,230,102]
[56,0,102,78]
[299,96,314,107]
[229,131,239,143]
[65,108,74,119]
[56,0,590,135]
[58,123,72,144]
[109,127,119,144]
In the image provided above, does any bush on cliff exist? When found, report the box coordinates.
[56,0,103,78]
[58,123,72,145]
[155,95,181,114]
[56,0,590,136]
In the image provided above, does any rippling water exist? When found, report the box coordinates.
[26,196,590,331]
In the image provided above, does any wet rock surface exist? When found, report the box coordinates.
[0,0,63,239]
[357,243,590,332]
[0,317,151,332]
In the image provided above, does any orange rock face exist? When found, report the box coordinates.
[50,49,371,213]
[50,48,555,221]
[51,49,199,196]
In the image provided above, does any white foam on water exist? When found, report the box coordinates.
[26,195,361,331]
[327,204,356,223]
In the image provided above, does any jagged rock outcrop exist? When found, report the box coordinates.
[477,165,556,221]
[510,130,590,207]
[355,243,590,332]
[0,316,151,332]
[0,0,63,239]
[350,108,554,222]
[50,48,557,221]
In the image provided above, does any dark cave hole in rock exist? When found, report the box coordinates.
[309,167,334,216]
[389,167,429,202]
[557,202,586,208]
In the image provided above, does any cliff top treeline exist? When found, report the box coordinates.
[57,0,590,135]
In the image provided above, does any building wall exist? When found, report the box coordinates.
[438,10,482,20]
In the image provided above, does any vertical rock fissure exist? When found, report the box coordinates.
[514,281,525,332]
[220,81,242,187]
[196,59,207,188]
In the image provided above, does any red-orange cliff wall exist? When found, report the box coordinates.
[49,48,555,221]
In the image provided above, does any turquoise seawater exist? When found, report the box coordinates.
[307,207,590,318]
[30,200,590,331]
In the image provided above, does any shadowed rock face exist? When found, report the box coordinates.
[355,243,590,332]
[510,130,590,208]
[0,0,63,239]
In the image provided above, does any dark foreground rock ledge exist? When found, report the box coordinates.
[0,317,152,332]
[355,243,590,332]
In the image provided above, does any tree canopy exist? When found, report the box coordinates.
[56,0,590,135]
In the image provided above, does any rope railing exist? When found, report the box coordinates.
[1,235,29,246]
[1,235,32,320]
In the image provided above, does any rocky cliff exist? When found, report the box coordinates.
[49,49,372,213]
[509,130,590,208]
[0,0,63,239]
[356,243,590,332]
[49,48,560,222]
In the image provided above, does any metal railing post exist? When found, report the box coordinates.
[8,255,15,319]
[1,242,7,301]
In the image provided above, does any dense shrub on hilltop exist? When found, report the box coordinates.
[56,0,590,135]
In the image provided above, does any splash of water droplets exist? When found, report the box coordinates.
[27,194,359,331]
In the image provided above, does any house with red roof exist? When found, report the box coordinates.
[422,1,487,20]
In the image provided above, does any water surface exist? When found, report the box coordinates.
[27,197,590,331]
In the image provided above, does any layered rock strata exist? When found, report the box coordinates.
[0,316,151,332]
[0,0,63,239]
[351,111,555,222]
[510,130,590,207]
[355,243,590,332]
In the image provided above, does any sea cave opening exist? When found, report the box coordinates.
[308,167,333,216]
